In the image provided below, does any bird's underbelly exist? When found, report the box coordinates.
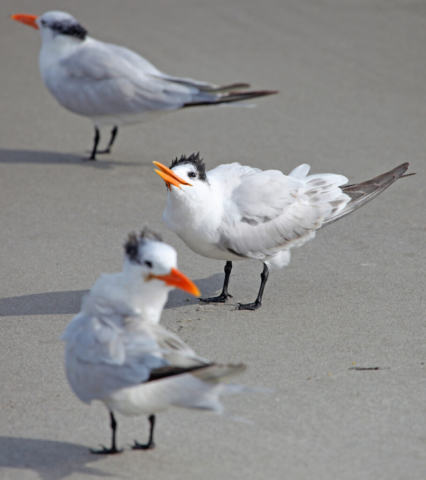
[103,384,170,416]
[175,229,246,261]
[91,110,168,127]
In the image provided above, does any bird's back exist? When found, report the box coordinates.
[166,162,350,266]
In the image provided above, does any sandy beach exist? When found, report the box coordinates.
[1,1,425,479]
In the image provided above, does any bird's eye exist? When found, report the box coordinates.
[40,19,47,27]
[188,172,196,178]
[144,261,153,268]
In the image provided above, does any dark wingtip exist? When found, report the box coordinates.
[321,162,413,228]
[398,161,415,177]
[230,89,279,96]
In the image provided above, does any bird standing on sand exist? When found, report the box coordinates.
[62,229,248,454]
[154,154,412,310]
[11,11,277,160]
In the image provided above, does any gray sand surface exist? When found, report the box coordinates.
[1,1,425,479]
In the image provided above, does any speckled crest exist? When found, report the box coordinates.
[169,153,207,181]
[124,228,163,262]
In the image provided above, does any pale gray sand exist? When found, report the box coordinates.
[0,1,425,479]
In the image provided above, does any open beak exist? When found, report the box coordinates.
[153,161,192,191]
[153,268,200,297]
[11,13,39,29]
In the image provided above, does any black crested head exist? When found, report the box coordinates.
[48,19,88,39]
[170,152,207,181]
[124,228,163,264]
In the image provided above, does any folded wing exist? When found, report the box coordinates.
[216,164,350,259]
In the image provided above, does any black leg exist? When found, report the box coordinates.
[97,126,119,154]
[237,263,269,311]
[90,411,123,454]
[88,127,100,160]
[200,261,233,303]
[132,415,156,450]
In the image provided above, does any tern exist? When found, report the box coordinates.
[62,228,248,454]
[11,11,277,160]
[154,154,413,310]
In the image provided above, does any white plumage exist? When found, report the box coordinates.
[163,162,349,267]
[12,11,276,159]
[154,155,410,309]
[62,230,248,454]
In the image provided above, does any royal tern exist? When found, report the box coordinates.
[154,154,413,310]
[11,11,277,160]
[62,229,248,454]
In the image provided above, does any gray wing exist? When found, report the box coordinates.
[62,310,167,403]
[213,164,349,259]
[148,323,210,368]
[46,40,234,118]
[321,163,411,227]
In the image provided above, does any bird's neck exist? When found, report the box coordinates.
[39,35,88,72]
[120,265,170,324]
[164,183,221,235]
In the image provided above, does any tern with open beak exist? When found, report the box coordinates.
[62,228,249,454]
[11,11,277,160]
[154,154,413,310]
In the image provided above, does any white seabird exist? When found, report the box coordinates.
[154,154,412,310]
[62,229,248,454]
[11,11,277,159]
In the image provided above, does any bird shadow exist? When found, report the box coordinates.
[0,149,142,169]
[0,290,86,317]
[165,273,224,308]
[0,437,111,480]
[0,274,224,317]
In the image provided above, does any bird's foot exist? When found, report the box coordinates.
[132,440,156,451]
[83,154,97,161]
[200,293,232,304]
[236,301,261,311]
[90,444,123,455]
[93,148,111,155]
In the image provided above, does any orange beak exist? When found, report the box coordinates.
[11,13,39,29]
[153,161,192,191]
[153,268,200,297]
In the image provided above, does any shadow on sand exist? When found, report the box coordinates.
[0,273,225,317]
[0,149,143,169]
[0,436,111,480]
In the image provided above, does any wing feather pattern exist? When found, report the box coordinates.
[213,163,349,262]
[62,311,166,404]
[321,163,410,227]
[43,39,276,119]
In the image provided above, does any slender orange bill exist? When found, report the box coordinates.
[154,268,200,297]
[11,13,39,29]
[153,161,192,190]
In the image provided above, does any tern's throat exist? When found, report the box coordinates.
[121,264,170,325]
[39,35,88,75]
[163,183,220,235]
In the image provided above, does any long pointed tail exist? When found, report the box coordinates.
[147,363,246,383]
[321,163,413,228]
[191,363,247,382]
[183,89,278,108]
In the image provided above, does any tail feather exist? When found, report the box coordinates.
[147,363,246,383]
[183,90,278,107]
[191,363,247,383]
[147,364,213,382]
[202,82,251,93]
[152,73,250,93]
[321,163,411,227]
